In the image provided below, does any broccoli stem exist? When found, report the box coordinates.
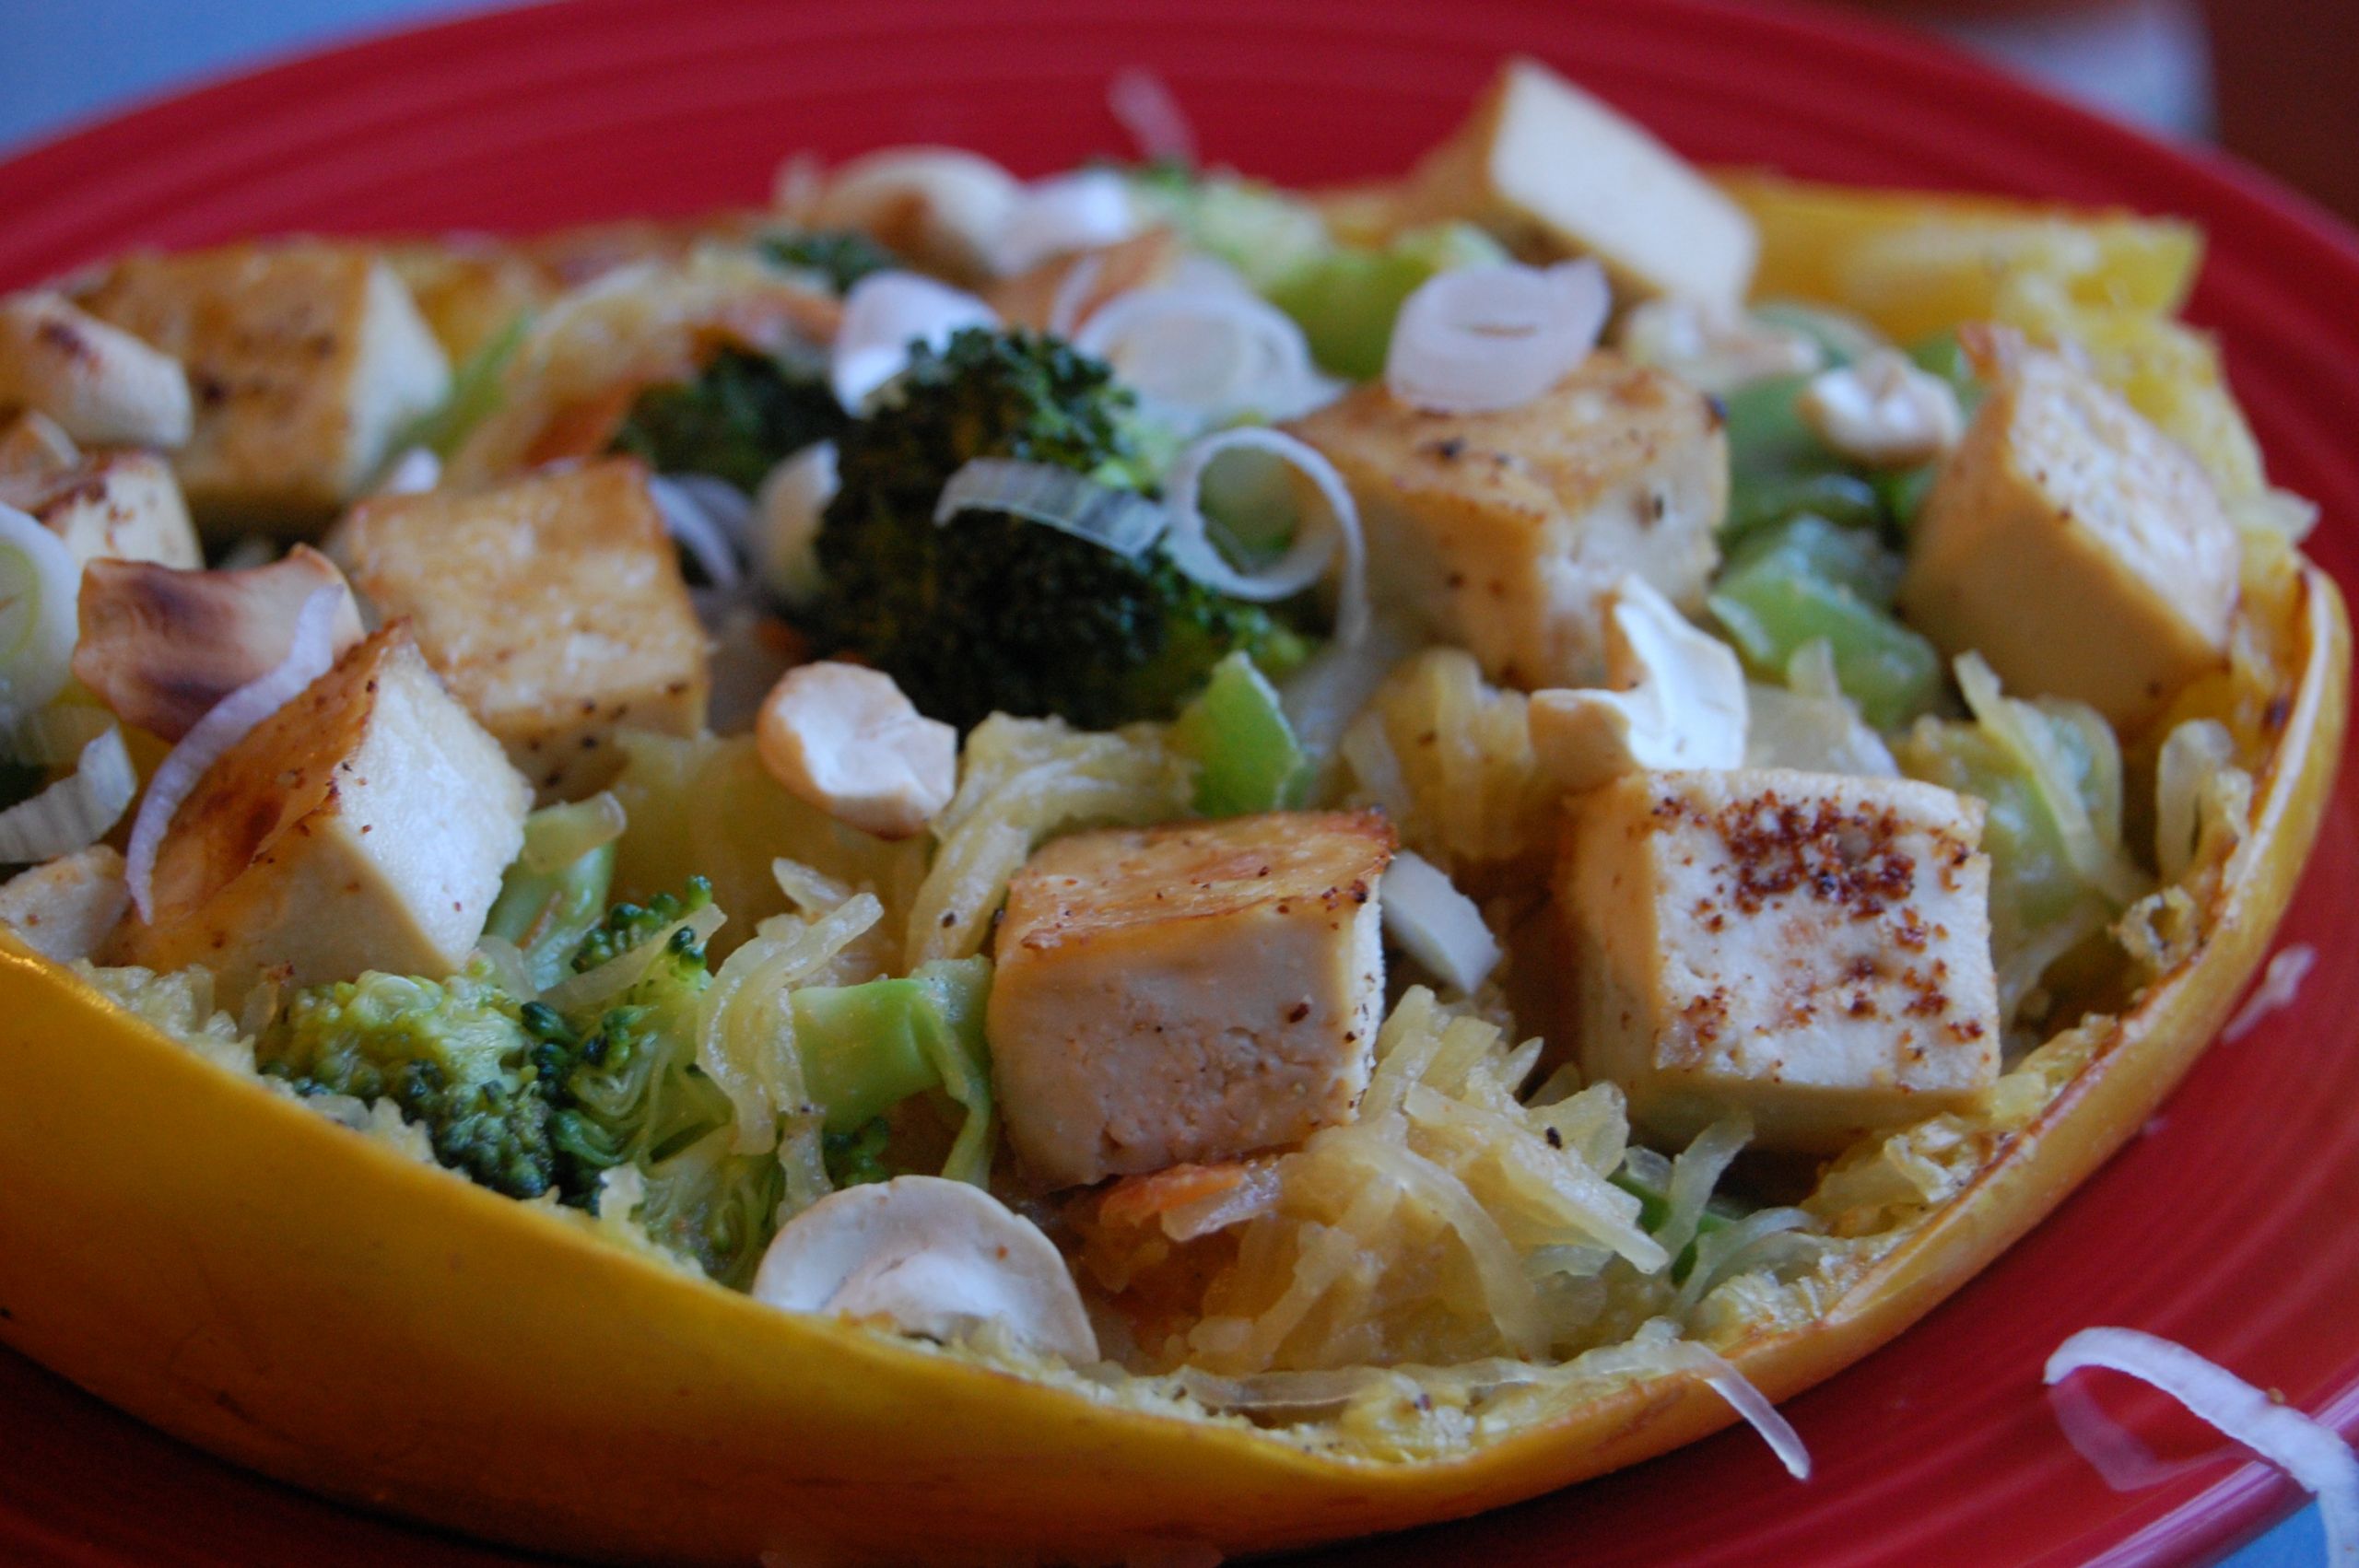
[486,802,620,992]
[786,955,997,1186]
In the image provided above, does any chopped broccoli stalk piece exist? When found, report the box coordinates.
[822,1116,893,1188]
[610,346,843,492]
[486,801,620,992]
[758,228,899,293]
[1722,470,1885,546]
[1708,514,1941,730]
[261,966,556,1199]
[1723,373,1838,483]
[634,1126,785,1290]
[787,955,997,1185]
[1264,223,1508,380]
[1173,650,1306,816]
[398,310,529,460]
[811,327,1314,731]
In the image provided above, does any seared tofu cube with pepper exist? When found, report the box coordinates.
[1559,767,2000,1154]
[1393,58,1758,307]
[0,416,200,569]
[336,459,709,800]
[76,242,449,530]
[111,627,528,998]
[1899,346,2239,731]
[1288,352,1726,688]
[988,810,1396,1189]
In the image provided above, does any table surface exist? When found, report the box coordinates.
[0,1,2332,1563]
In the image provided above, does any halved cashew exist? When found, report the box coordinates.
[1530,576,1747,792]
[751,1176,1099,1363]
[72,545,366,740]
[1615,297,1822,394]
[804,148,1023,282]
[0,291,193,450]
[1798,347,1964,468]
[756,661,956,840]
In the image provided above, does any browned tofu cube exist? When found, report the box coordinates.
[987,810,1396,1189]
[111,627,528,998]
[384,240,552,363]
[77,241,449,530]
[1559,767,2001,1154]
[335,458,709,800]
[0,415,200,570]
[1288,351,1726,688]
[1899,346,2240,731]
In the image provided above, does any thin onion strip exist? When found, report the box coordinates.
[0,718,135,863]
[1162,426,1367,646]
[1661,1339,1813,1480]
[933,459,1168,558]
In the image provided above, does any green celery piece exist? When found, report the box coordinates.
[1722,373,1841,482]
[486,803,618,993]
[1264,223,1508,380]
[1896,722,2084,932]
[787,980,945,1135]
[1710,518,1940,730]
[1172,650,1307,817]
[1872,465,1940,534]
[400,311,529,460]
[1723,470,1884,546]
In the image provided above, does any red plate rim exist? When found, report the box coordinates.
[0,3,2354,1565]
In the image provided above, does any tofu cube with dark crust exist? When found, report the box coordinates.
[1287,351,1726,689]
[0,434,200,571]
[111,627,529,999]
[1898,346,2239,732]
[76,242,449,530]
[335,458,709,801]
[1559,767,2000,1154]
[988,810,1397,1189]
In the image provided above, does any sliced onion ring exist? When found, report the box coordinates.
[2047,1328,2356,1564]
[0,710,135,862]
[124,587,345,923]
[1075,287,1332,428]
[1385,259,1611,415]
[933,459,1168,559]
[991,170,1139,278]
[830,272,998,412]
[1661,1340,1813,1480]
[1108,68,1197,167]
[1162,427,1367,647]
[0,505,82,731]
[647,474,745,590]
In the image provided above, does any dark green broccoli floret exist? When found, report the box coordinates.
[759,228,899,293]
[569,876,713,973]
[610,346,842,492]
[635,1129,787,1290]
[260,966,556,1200]
[810,327,1312,731]
[822,1116,893,1189]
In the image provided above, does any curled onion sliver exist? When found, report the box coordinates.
[1162,427,1367,647]
[648,474,745,590]
[2047,1328,2357,1564]
[1108,68,1197,167]
[933,459,1168,559]
[1379,848,1501,994]
[753,441,839,608]
[1075,287,1332,429]
[0,505,82,731]
[1045,252,1107,340]
[1661,1340,1813,1480]
[992,170,1139,278]
[0,714,135,863]
[125,587,345,923]
[830,273,998,411]
[1385,260,1611,415]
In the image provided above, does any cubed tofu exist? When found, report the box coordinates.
[1287,351,1726,688]
[0,435,201,570]
[111,627,528,997]
[76,242,450,530]
[0,846,129,963]
[988,810,1397,1189]
[1395,58,1758,306]
[1898,347,2239,732]
[383,240,552,364]
[334,458,709,800]
[1559,767,2000,1154]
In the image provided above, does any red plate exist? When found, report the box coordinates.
[2,2,2354,1563]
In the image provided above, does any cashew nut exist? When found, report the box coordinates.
[0,291,193,450]
[756,661,957,840]
[1798,348,1965,468]
[1530,576,1747,792]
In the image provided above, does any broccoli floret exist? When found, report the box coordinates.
[822,1117,894,1188]
[569,876,713,973]
[636,1128,787,1290]
[610,346,843,492]
[260,966,556,1200]
[759,228,899,293]
[810,327,1312,731]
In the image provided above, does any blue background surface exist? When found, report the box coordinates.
[0,2,2329,1562]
